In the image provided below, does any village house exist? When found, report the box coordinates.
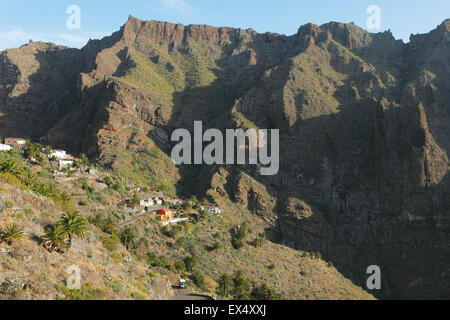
[4,138,26,146]
[88,168,99,176]
[152,196,163,205]
[50,149,67,159]
[139,194,155,208]
[205,206,221,215]
[58,156,74,170]
[0,144,12,152]
[167,199,184,206]
[157,208,175,222]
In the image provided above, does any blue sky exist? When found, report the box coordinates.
[0,0,448,50]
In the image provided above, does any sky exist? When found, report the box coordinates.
[0,0,448,50]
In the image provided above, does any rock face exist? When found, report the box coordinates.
[0,16,449,299]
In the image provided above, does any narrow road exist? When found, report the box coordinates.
[173,287,214,300]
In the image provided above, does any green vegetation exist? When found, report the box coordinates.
[43,224,68,253]
[58,211,87,248]
[0,224,25,245]
[215,270,281,300]
[120,226,137,250]
[56,283,106,300]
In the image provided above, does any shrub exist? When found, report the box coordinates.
[111,252,122,263]
[190,270,206,290]
[252,238,264,248]
[231,237,244,250]
[100,235,120,252]
[146,252,168,268]
[183,256,198,272]
[216,273,233,297]
[174,260,186,272]
[250,283,282,300]
[0,224,25,245]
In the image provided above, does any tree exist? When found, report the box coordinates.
[0,159,21,176]
[174,260,186,272]
[216,273,233,298]
[23,171,39,192]
[43,146,52,156]
[24,140,42,160]
[0,224,25,245]
[89,213,104,228]
[190,270,206,290]
[79,153,89,170]
[59,211,87,248]
[43,223,67,252]
[120,226,137,250]
[101,217,118,235]
[232,270,251,300]
[184,256,198,272]
[250,283,281,300]
[231,237,244,250]
[130,193,139,208]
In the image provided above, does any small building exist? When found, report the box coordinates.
[139,195,155,208]
[0,144,12,152]
[167,199,184,206]
[59,158,74,169]
[205,206,221,215]
[4,138,26,146]
[152,197,163,205]
[50,149,67,159]
[157,208,175,222]
[88,168,99,175]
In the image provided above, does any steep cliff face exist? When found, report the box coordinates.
[0,16,449,299]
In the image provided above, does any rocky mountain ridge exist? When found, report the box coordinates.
[0,16,449,299]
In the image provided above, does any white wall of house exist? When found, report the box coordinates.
[206,207,221,214]
[140,199,155,207]
[59,159,73,169]
[0,144,12,151]
[51,150,67,159]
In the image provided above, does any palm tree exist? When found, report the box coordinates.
[23,171,39,192]
[0,159,21,176]
[59,211,86,248]
[89,213,104,228]
[217,273,233,297]
[120,226,137,250]
[0,224,25,245]
[43,223,67,253]
[101,217,117,235]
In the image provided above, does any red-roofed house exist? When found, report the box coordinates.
[157,208,175,222]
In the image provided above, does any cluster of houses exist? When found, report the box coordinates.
[1,138,223,226]
[132,189,221,225]
[0,137,75,170]
[0,137,26,152]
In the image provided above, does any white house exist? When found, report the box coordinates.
[205,206,221,215]
[0,144,12,152]
[59,159,74,169]
[50,149,67,159]
[4,138,25,146]
[139,195,155,208]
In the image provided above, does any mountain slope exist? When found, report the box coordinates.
[0,16,449,299]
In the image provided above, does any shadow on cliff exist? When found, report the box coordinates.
[145,37,450,299]
[0,46,80,141]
